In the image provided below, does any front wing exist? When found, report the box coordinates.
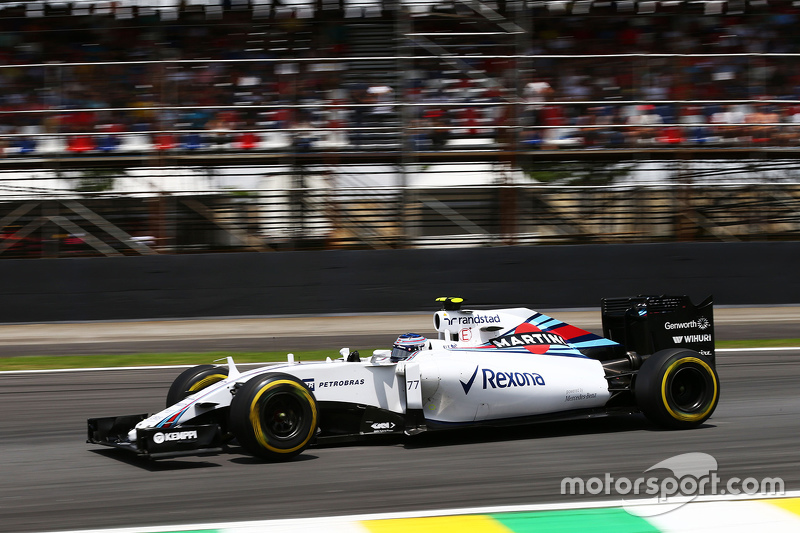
[87,414,223,459]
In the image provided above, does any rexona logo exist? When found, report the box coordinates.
[491,332,568,349]
[664,318,711,331]
[460,366,546,394]
[672,334,712,344]
[443,313,501,326]
[152,430,198,444]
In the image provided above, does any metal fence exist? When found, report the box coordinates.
[2,5,800,258]
[2,161,799,258]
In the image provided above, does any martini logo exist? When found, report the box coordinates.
[491,322,568,354]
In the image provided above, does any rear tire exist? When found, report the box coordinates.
[166,365,229,407]
[635,349,720,429]
[229,373,317,461]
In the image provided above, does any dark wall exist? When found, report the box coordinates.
[1,242,798,323]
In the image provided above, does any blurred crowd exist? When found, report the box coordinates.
[2,2,800,153]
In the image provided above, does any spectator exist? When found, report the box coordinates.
[206,112,236,149]
[1,2,800,153]
[711,105,747,145]
[746,101,781,144]
[626,105,663,146]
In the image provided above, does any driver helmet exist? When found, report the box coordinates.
[391,333,427,362]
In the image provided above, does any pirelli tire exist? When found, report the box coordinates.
[635,349,720,429]
[229,373,318,461]
[166,365,229,407]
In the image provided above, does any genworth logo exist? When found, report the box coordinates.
[664,318,711,331]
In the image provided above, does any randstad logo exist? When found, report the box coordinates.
[460,366,546,394]
[443,314,501,327]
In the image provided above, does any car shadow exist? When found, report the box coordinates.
[229,453,319,465]
[88,448,224,471]
[88,417,718,466]
[401,413,660,450]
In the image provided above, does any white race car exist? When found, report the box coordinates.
[88,295,720,461]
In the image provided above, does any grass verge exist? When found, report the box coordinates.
[0,349,374,372]
[0,340,797,372]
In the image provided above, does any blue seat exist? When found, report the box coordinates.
[96,135,119,152]
[181,133,205,151]
[15,138,37,154]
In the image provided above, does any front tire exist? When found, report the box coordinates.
[229,373,318,461]
[166,364,229,407]
[635,349,720,429]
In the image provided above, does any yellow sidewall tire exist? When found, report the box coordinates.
[660,357,719,423]
[249,380,317,454]
[166,365,229,407]
[635,349,720,429]
[230,373,318,461]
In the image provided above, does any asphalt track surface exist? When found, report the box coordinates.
[0,310,798,533]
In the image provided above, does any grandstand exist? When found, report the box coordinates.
[0,0,799,257]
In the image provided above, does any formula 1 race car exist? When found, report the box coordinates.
[87,295,720,461]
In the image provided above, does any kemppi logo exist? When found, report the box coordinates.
[152,430,198,444]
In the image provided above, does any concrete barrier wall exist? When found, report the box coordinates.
[1,242,797,322]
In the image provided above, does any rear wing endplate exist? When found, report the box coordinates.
[601,295,715,363]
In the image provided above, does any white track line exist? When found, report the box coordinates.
[38,491,800,533]
[0,362,277,375]
[1,347,798,375]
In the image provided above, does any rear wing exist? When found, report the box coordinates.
[601,295,715,364]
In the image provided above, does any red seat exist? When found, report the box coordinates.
[658,127,684,145]
[154,134,176,151]
[67,136,94,152]
[236,132,259,150]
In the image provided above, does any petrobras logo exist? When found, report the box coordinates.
[443,313,501,327]
[664,318,711,331]
[460,366,545,394]
[672,334,712,344]
[315,378,365,389]
[152,430,198,444]
[490,332,568,348]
